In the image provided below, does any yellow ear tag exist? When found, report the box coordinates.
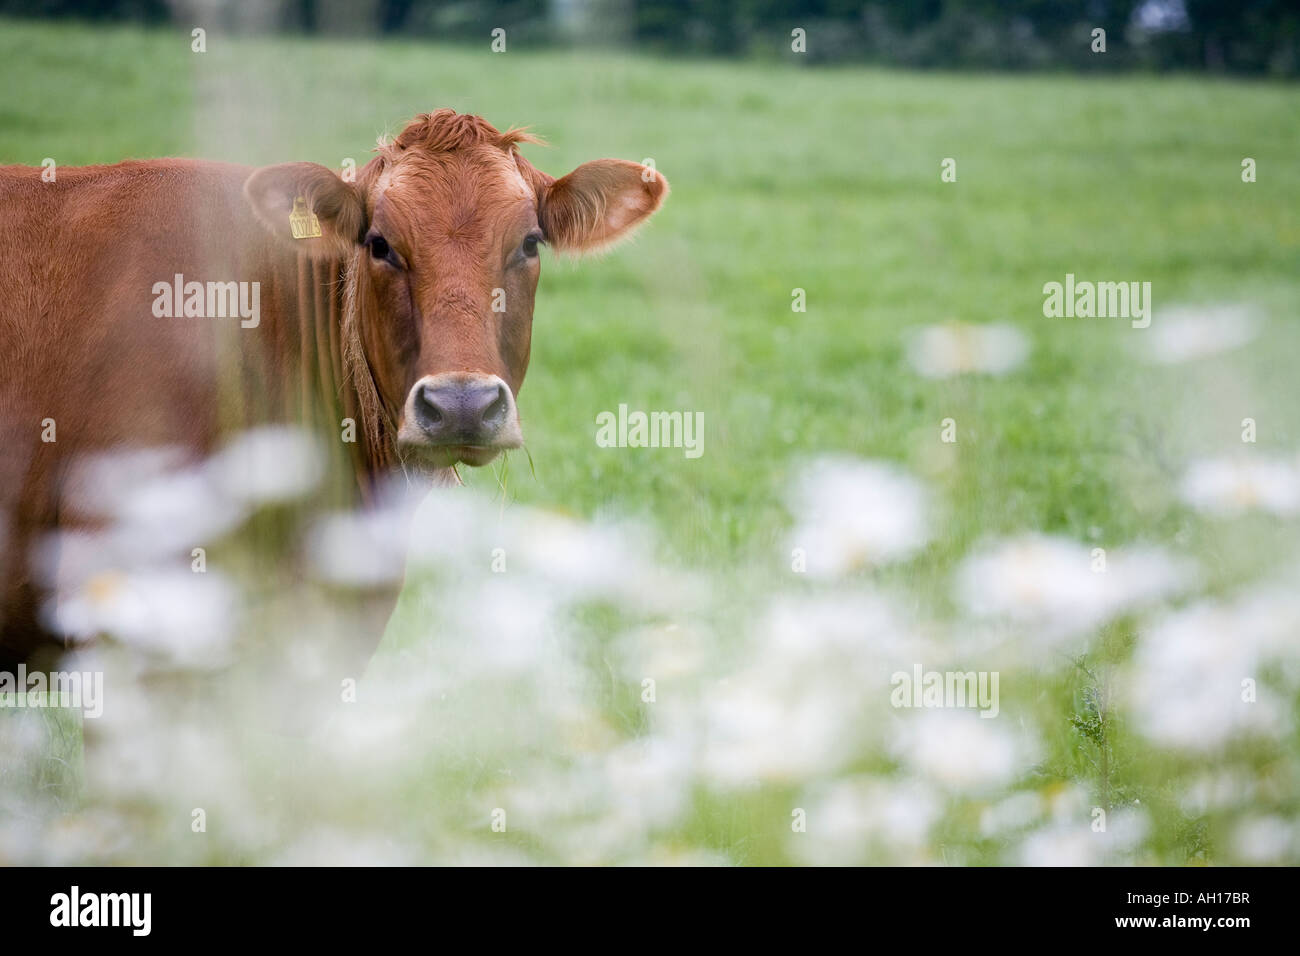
[289,197,322,239]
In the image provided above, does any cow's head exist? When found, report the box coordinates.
[245,110,668,469]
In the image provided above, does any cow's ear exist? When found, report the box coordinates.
[244,162,366,260]
[536,159,668,255]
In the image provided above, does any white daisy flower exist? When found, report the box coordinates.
[42,567,238,667]
[1145,304,1260,364]
[1127,594,1295,752]
[789,776,942,865]
[1230,815,1296,864]
[1179,456,1300,517]
[955,534,1189,648]
[906,321,1029,379]
[1015,808,1148,866]
[210,425,324,505]
[890,709,1036,793]
[786,457,931,577]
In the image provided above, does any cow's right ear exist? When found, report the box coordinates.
[244,162,366,260]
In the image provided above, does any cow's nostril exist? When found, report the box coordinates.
[482,384,507,427]
[416,385,444,425]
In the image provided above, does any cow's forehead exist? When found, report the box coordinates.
[371,147,533,216]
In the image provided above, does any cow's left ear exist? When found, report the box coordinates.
[244,162,366,260]
[532,159,668,255]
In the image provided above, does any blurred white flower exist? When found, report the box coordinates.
[501,763,606,826]
[324,707,415,774]
[62,446,190,517]
[211,426,323,505]
[617,621,712,682]
[20,810,137,866]
[78,673,250,830]
[1179,456,1300,517]
[957,535,1102,633]
[906,321,1029,379]
[410,489,679,609]
[1127,595,1293,751]
[511,510,662,603]
[1178,771,1257,816]
[1230,815,1296,864]
[786,457,931,576]
[498,743,692,864]
[602,737,692,831]
[890,709,1036,792]
[955,534,1189,649]
[698,673,850,786]
[1145,304,1260,364]
[59,449,246,562]
[1014,824,1094,866]
[1015,808,1148,866]
[691,591,922,789]
[42,567,238,667]
[1228,584,1300,662]
[0,816,43,866]
[441,577,560,674]
[789,776,942,865]
[761,591,920,668]
[307,507,411,587]
[111,465,246,559]
[30,530,126,594]
[1111,546,1196,607]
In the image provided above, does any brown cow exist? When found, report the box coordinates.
[0,109,668,675]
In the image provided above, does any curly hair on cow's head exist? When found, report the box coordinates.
[378,109,545,159]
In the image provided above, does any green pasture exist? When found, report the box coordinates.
[1,17,1298,864]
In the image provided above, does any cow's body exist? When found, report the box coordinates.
[0,110,668,673]
[0,160,382,668]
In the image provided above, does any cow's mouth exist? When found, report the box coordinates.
[401,443,506,469]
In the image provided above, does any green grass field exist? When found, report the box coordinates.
[1,17,1298,865]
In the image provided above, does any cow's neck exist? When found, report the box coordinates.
[287,252,394,505]
[215,248,388,506]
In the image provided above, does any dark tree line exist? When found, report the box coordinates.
[2,0,1296,75]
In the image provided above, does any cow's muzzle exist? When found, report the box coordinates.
[397,372,523,467]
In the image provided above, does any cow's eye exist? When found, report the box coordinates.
[366,232,403,268]
[521,231,543,258]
